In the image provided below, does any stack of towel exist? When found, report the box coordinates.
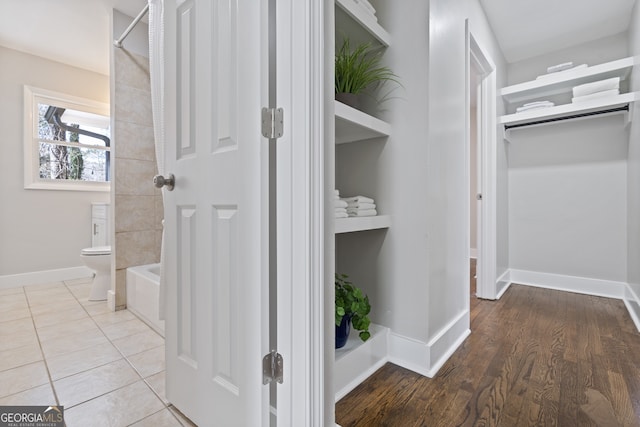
[351,0,377,21]
[342,195,377,217]
[516,100,555,113]
[536,62,588,80]
[572,77,620,103]
[334,189,348,218]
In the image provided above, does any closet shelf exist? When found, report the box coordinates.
[499,92,638,129]
[335,215,391,234]
[335,0,391,47]
[334,323,388,401]
[500,57,635,104]
[335,100,391,144]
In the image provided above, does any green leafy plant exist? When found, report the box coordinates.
[335,273,371,342]
[335,38,399,96]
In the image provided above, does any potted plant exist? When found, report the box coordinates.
[335,273,371,348]
[334,37,399,109]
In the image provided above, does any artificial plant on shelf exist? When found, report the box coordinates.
[334,37,400,109]
[335,273,371,346]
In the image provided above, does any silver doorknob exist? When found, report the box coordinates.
[153,174,175,191]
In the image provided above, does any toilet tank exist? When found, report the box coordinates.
[91,203,110,247]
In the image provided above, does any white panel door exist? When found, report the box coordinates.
[163,0,269,425]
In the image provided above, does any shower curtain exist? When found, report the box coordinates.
[149,0,166,319]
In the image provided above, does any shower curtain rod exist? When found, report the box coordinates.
[114,4,149,48]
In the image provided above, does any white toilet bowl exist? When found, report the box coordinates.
[81,246,111,301]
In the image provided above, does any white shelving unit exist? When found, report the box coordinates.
[333,0,392,402]
[500,92,637,127]
[499,56,637,132]
[335,215,391,234]
[335,0,391,47]
[500,57,634,104]
[334,323,389,401]
[335,100,391,144]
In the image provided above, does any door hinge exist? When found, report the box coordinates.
[262,350,283,385]
[261,107,284,139]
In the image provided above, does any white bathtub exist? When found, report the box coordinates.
[126,263,164,337]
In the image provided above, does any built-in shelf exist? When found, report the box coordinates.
[335,215,391,234]
[500,57,635,104]
[335,101,391,144]
[335,0,391,48]
[334,323,388,401]
[500,92,637,129]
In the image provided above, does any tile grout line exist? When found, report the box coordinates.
[63,280,184,426]
[23,284,62,408]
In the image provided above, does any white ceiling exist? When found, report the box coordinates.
[0,0,147,75]
[0,0,637,76]
[480,0,637,63]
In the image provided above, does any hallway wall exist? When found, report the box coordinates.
[425,0,507,347]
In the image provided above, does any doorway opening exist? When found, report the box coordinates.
[466,24,498,301]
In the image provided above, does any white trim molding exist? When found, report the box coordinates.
[495,269,511,299]
[509,269,627,299]
[506,269,640,333]
[387,332,431,378]
[426,310,471,377]
[388,310,471,379]
[623,285,640,332]
[0,266,93,289]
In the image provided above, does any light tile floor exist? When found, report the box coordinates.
[0,277,195,427]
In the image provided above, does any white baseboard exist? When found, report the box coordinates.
[623,285,640,332]
[0,266,93,289]
[388,310,470,379]
[387,332,431,378]
[496,269,511,299]
[469,248,477,259]
[509,269,626,299]
[426,310,470,377]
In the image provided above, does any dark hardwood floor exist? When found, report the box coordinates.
[335,260,640,426]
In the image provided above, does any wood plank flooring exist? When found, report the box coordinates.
[335,262,640,426]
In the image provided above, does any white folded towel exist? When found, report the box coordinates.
[342,195,374,204]
[334,189,340,199]
[516,101,555,113]
[348,209,377,217]
[572,89,620,104]
[572,77,620,98]
[335,207,347,213]
[522,101,555,107]
[346,207,369,213]
[536,64,587,80]
[346,202,376,210]
[335,211,348,219]
[334,199,348,208]
[547,62,573,73]
[354,0,376,15]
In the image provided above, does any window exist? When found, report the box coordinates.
[24,86,110,191]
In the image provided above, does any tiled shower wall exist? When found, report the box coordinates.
[112,48,163,309]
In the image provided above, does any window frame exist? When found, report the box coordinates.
[23,86,111,192]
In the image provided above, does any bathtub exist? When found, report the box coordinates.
[126,263,165,337]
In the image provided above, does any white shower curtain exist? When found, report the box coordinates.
[148,0,166,320]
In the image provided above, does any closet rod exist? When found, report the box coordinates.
[114,4,149,48]
[504,105,629,130]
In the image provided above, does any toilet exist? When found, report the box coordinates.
[81,203,111,301]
